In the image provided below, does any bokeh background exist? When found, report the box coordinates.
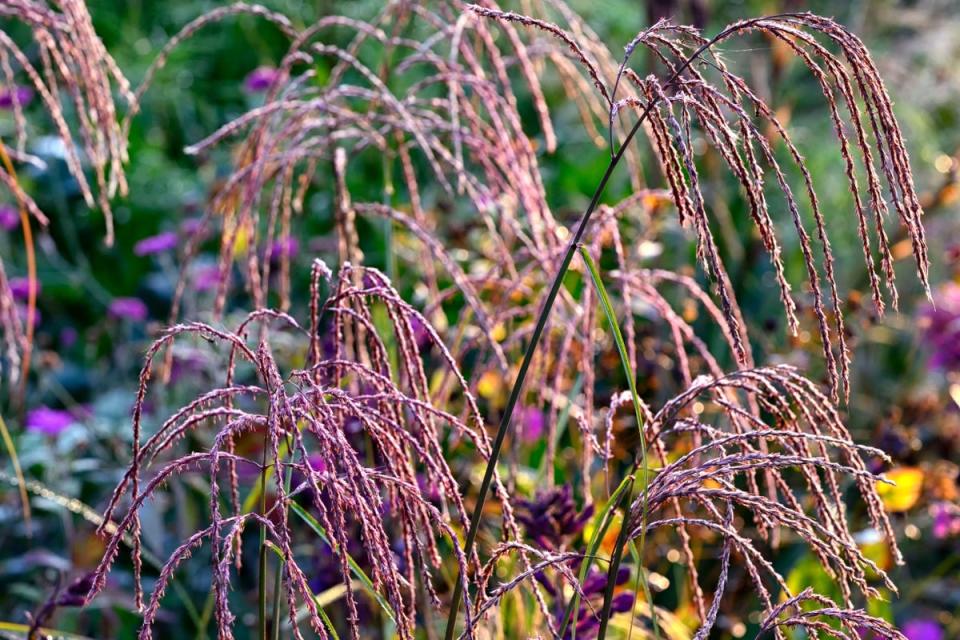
[0,1,958,638]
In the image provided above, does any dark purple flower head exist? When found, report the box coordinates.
[244,66,280,92]
[0,205,18,231]
[26,406,75,436]
[108,297,148,322]
[581,566,629,597]
[56,572,96,607]
[903,619,944,640]
[562,567,633,639]
[517,485,594,550]
[0,85,33,109]
[134,231,178,256]
[920,283,960,371]
[609,591,635,613]
[8,277,37,301]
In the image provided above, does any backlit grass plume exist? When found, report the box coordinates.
[0,1,935,639]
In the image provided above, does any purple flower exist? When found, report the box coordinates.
[244,66,280,92]
[409,315,432,351]
[307,454,327,474]
[920,284,960,371]
[0,85,33,110]
[26,407,75,436]
[0,205,18,231]
[108,297,148,322]
[931,502,960,539]
[8,277,36,301]
[610,591,635,613]
[55,572,95,607]
[903,619,944,640]
[169,350,209,383]
[180,217,205,236]
[16,304,40,327]
[134,231,178,256]
[269,236,299,262]
[560,568,632,639]
[192,264,221,292]
[518,405,545,444]
[517,485,594,551]
[60,326,78,348]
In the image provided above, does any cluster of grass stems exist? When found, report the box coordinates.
[0,1,936,639]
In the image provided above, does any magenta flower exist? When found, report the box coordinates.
[26,407,75,436]
[134,231,178,256]
[0,85,33,109]
[8,277,37,301]
[108,297,148,322]
[903,619,944,640]
[244,66,280,92]
[518,405,545,443]
[0,205,18,231]
[931,502,960,539]
[307,454,327,474]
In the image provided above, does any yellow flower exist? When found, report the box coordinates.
[477,370,504,406]
[877,467,924,512]
[232,223,250,255]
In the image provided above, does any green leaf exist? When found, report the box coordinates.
[578,245,658,640]
[289,501,396,623]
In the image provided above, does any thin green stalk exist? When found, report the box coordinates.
[579,246,657,640]
[442,14,801,640]
[559,472,634,637]
[258,436,270,640]
[289,502,397,622]
[0,413,30,535]
[536,372,584,482]
[442,103,646,640]
[272,440,295,640]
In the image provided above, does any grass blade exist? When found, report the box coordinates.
[560,471,634,638]
[578,245,658,640]
[0,413,30,534]
[289,501,396,623]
